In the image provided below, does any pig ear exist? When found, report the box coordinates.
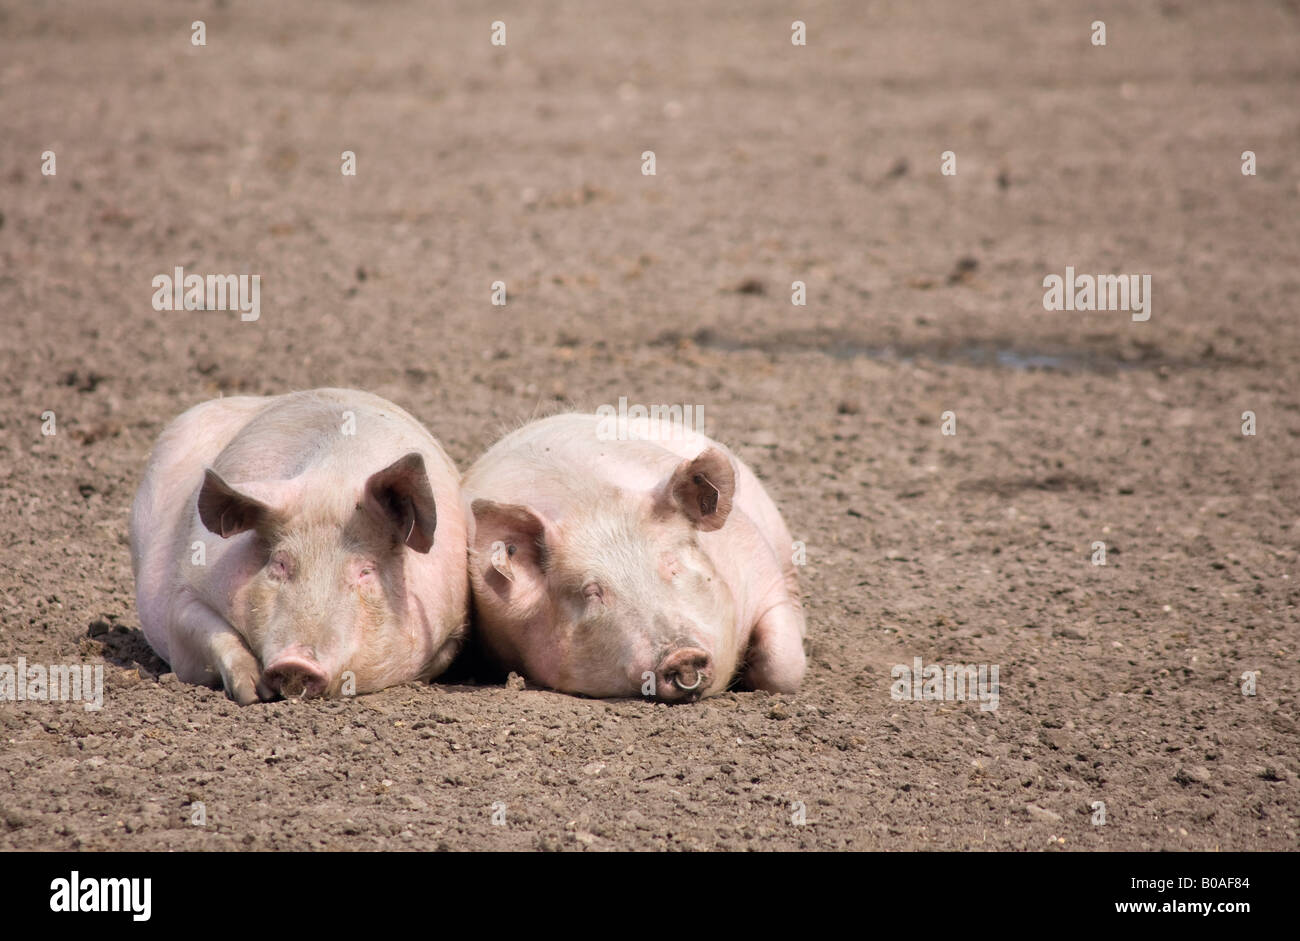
[364,452,438,553]
[198,469,278,539]
[660,448,735,532]
[470,500,547,585]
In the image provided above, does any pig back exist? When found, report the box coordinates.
[465,412,794,571]
[209,389,457,491]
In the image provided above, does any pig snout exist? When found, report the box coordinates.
[655,646,712,702]
[262,646,329,699]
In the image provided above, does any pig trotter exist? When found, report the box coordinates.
[214,639,273,706]
[743,602,807,693]
[175,599,271,706]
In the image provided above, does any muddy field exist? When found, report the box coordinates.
[1,0,1297,851]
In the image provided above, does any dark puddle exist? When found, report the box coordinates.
[660,328,1242,374]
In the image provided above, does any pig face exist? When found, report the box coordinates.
[198,453,437,698]
[471,449,739,702]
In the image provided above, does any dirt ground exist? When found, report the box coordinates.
[1,0,1297,852]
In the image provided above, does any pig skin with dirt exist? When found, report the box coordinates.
[129,389,469,704]
[463,413,806,702]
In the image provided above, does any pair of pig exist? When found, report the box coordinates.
[130,389,805,705]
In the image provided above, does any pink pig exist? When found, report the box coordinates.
[463,413,806,702]
[129,389,468,704]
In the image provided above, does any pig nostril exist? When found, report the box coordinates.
[279,672,314,698]
[658,646,711,699]
[672,671,702,691]
[264,657,327,699]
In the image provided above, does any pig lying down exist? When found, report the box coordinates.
[130,389,468,704]
[464,414,806,702]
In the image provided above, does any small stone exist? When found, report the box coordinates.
[729,277,766,295]
[1174,765,1211,786]
[1026,804,1062,824]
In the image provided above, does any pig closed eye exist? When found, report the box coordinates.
[582,582,603,602]
[267,552,293,581]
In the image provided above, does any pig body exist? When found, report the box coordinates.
[463,413,805,701]
[130,389,468,703]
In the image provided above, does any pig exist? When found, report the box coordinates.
[463,412,805,702]
[129,389,468,704]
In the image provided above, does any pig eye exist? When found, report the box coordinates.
[267,551,293,581]
[582,582,603,602]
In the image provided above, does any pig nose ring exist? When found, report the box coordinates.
[673,673,702,691]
